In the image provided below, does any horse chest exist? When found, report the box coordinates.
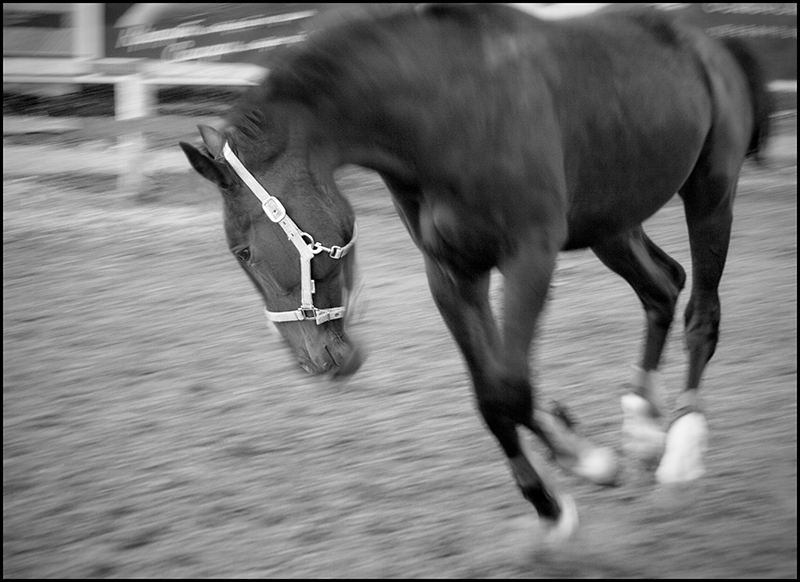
[417,200,500,270]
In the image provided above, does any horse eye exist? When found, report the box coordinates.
[235,248,251,262]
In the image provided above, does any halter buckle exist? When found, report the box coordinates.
[262,198,286,222]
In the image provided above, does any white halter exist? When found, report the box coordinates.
[222,142,357,325]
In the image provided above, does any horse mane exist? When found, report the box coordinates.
[265,4,526,103]
[225,4,529,145]
[226,4,772,173]
[225,91,278,151]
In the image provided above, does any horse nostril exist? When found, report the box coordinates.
[325,345,339,367]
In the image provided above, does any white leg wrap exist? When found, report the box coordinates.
[630,365,666,415]
[566,445,620,486]
[621,393,666,464]
[655,411,708,484]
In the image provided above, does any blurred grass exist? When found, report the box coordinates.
[3,84,247,118]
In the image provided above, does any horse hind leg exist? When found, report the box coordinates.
[654,169,736,484]
[591,226,686,467]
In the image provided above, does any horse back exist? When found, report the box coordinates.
[531,9,760,248]
[267,5,766,253]
[385,6,766,251]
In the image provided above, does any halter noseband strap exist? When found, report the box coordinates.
[222,142,357,325]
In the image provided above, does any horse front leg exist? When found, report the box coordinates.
[422,255,577,540]
[499,234,620,488]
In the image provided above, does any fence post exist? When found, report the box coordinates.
[115,74,153,198]
[72,4,104,60]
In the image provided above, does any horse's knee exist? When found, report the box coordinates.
[645,298,678,331]
[634,260,683,335]
[646,260,684,321]
[647,237,686,293]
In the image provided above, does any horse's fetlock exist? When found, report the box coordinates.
[520,484,560,520]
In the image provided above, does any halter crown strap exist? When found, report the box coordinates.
[222,142,314,261]
[221,141,357,325]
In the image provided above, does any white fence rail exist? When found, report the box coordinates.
[3,57,266,120]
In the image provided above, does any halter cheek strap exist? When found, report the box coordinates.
[222,142,357,325]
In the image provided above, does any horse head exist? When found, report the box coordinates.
[180,122,364,378]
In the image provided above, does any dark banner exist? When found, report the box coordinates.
[103,3,797,80]
[104,3,373,67]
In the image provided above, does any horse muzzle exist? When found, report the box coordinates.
[296,334,365,378]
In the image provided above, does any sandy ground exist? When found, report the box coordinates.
[3,114,797,578]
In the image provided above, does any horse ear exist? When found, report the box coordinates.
[179,141,231,188]
[198,124,226,158]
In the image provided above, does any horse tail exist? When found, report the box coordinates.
[720,37,773,164]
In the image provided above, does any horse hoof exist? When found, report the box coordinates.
[655,411,708,484]
[621,393,666,465]
[540,494,579,544]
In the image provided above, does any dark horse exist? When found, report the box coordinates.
[180,4,770,539]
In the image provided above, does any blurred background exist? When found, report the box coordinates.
[4,3,797,578]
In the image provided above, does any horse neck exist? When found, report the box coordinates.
[299,90,422,185]
[335,142,417,185]
[268,63,431,185]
